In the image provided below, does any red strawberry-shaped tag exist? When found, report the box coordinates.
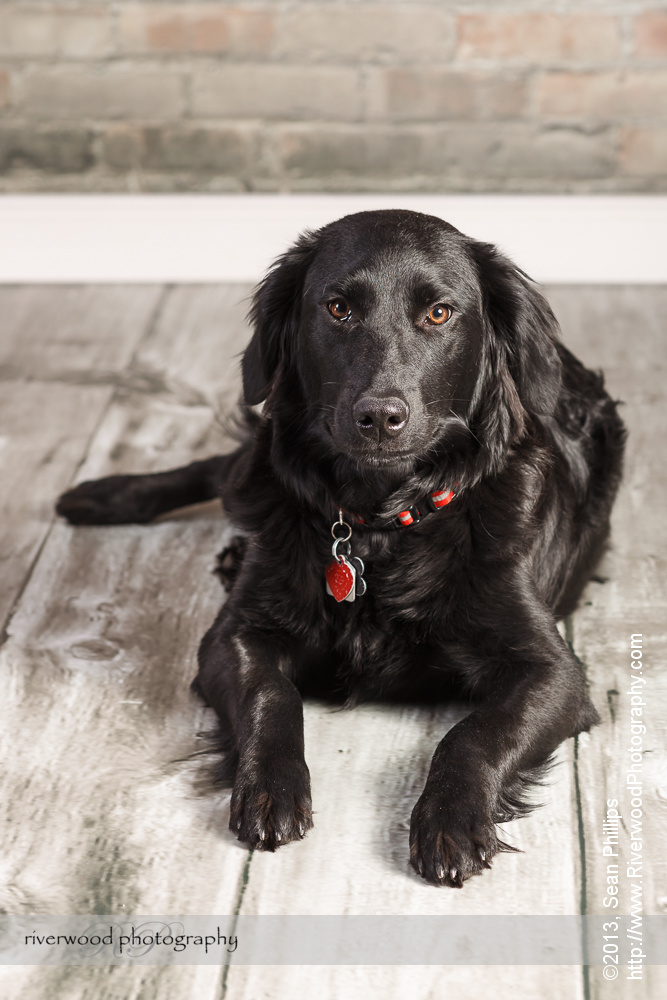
[325,558,355,602]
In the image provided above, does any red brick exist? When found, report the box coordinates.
[620,128,667,175]
[538,71,667,118]
[118,4,274,56]
[366,69,526,122]
[634,11,667,57]
[275,5,454,63]
[367,70,475,122]
[457,13,619,63]
[146,13,229,53]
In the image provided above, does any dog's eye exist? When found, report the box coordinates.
[327,299,352,321]
[426,304,453,325]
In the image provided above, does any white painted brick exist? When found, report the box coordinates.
[22,68,185,120]
[191,64,363,121]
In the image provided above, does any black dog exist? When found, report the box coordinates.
[56,210,625,887]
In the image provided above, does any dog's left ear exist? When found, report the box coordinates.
[469,240,562,416]
[242,230,320,405]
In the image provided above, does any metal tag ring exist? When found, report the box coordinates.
[331,537,352,562]
[331,520,352,543]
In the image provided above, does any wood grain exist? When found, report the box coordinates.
[0,285,163,633]
[0,285,164,382]
[1,284,665,1000]
[0,284,253,999]
[547,287,667,1000]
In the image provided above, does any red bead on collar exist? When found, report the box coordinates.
[338,488,455,531]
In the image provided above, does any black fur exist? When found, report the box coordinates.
[56,210,625,887]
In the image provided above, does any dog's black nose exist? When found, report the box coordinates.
[353,396,409,439]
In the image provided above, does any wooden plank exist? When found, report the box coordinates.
[223,702,583,998]
[0,284,163,626]
[130,282,253,417]
[0,499,244,899]
[0,285,164,381]
[0,966,225,1000]
[223,287,667,1000]
[0,285,163,631]
[2,284,664,1000]
[0,285,255,1000]
[0,381,111,631]
[223,963,579,1000]
[544,285,667,378]
[547,286,667,998]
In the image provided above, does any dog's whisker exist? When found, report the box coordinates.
[448,409,481,447]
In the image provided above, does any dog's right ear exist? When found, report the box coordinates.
[242,230,320,405]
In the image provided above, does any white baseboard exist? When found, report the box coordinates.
[1,194,665,284]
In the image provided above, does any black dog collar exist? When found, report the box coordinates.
[338,488,455,531]
[325,488,455,603]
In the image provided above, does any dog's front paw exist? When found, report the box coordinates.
[215,536,248,592]
[56,477,153,525]
[230,756,313,851]
[409,787,502,887]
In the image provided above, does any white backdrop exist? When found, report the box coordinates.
[1,194,665,284]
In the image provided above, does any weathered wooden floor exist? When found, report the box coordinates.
[0,284,665,999]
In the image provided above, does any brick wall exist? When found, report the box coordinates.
[0,2,666,192]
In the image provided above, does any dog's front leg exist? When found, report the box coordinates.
[197,621,312,851]
[409,604,599,887]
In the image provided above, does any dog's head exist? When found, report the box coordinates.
[243,210,562,478]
